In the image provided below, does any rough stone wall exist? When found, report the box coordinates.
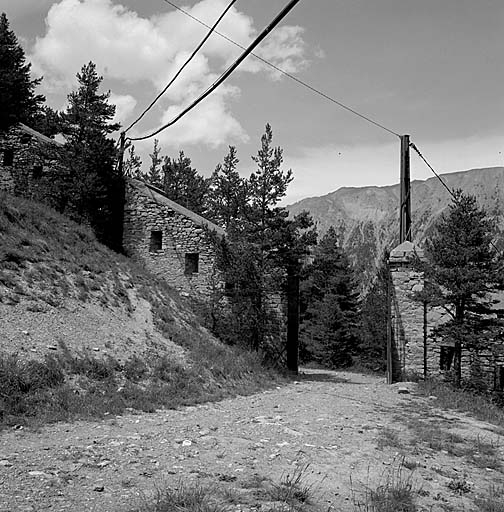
[389,241,504,389]
[0,125,61,199]
[123,181,223,300]
[389,259,426,380]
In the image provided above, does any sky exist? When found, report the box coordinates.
[2,0,503,204]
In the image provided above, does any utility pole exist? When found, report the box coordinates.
[117,131,126,177]
[286,263,300,375]
[399,134,411,243]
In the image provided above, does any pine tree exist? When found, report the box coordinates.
[123,143,143,179]
[57,61,123,249]
[146,139,163,188]
[0,12,45,130]
[161,151,209,215]
[300,227,360,368]
[207,146,247,229]
[423,190,503,387]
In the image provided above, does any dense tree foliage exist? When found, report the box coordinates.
[57,62,124,250]
[207,146,247,229]
[422,190,504,386]
[161,151,209,216]
[0,12,45,131]
[359,258,389,371]
[299,227,360,368]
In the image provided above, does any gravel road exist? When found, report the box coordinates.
[0,369,502,512]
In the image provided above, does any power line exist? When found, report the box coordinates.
[123,0,239,135]
[409,141,456,200]
[159,0,401,139]
[128,0,302,142]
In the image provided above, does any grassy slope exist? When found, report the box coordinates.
[0,191,285,427]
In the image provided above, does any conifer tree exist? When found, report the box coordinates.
[423,190,503,386]
[161,150,209,215]
[300,227,360,368]
[123,143,143,179]
[146,139,163,188]
[57,61,123,249]
[0,12,45,130]
[207,146,247,229]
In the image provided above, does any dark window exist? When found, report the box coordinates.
[149,230,162,252]
[3,148,14,166]
[32,164,43,179]
[496,366,504,392]
[440,346,455,371]
[185,253,199,275]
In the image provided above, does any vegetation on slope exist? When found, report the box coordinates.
[0,192,284,428]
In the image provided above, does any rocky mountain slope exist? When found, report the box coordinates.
[287,166,504,282]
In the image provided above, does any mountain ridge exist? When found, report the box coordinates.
[287,166,504,284]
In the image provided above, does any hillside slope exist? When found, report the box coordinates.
[0,192,281,425]
[287,166,504,282]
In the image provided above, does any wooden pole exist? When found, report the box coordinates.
[286,264,300,374]
[399,135,411,243]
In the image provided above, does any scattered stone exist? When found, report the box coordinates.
[93,485,105,492]
[182,440,192,447]
[398,387,410,394]
[46,345,58,351]
[198,429,210,437]
[21,330,29,336]
[0,460,13,467]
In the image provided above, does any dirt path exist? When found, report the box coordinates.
[1,369,503,512]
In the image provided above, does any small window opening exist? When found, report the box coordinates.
[440,346,455,371]
[496,366,504,392]
[20,134,31,144]
[3,148,14,166]
[149,230,162,252]
[185,253,199,275]
[32,164,43,179]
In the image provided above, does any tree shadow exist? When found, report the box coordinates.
[296,370,360,384]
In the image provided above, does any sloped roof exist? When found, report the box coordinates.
[129,179,225,237]
[19,123,63,147]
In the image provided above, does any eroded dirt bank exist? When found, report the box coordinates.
[1,369,503,512]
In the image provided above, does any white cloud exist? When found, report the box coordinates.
[109,93,137,123]
[30,0,310,149]
[134,85,248,149]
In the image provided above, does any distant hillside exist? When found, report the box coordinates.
[0,191,281,425]
[287,167,504,283]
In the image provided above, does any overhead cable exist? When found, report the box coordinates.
[123,0,239,134]
[409,141,456,200]
[159,0,401,139]
[129,0,302,142]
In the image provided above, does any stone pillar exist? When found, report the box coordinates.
[388,241,425,381]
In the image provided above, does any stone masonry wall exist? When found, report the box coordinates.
[389,241,504,389]
[0,125,61,199]
[123,181,223,300]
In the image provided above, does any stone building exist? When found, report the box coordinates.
[388,241,504,390]
[123,179,225,300]
[0,123,62,198]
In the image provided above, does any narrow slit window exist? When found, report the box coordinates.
[149,230,162,252]
[185,253,199,275]
[439,346,455,371]
[3,148,14,166]
[496,366,504,392]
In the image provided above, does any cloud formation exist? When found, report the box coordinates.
[31,0,310,148]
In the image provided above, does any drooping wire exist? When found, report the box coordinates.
[410,140,503,257]
[159,0,401,139]
[409,141,456,200]
[123,0,239,135]
[128,0,302,142]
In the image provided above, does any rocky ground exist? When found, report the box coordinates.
[1,369,503,512]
